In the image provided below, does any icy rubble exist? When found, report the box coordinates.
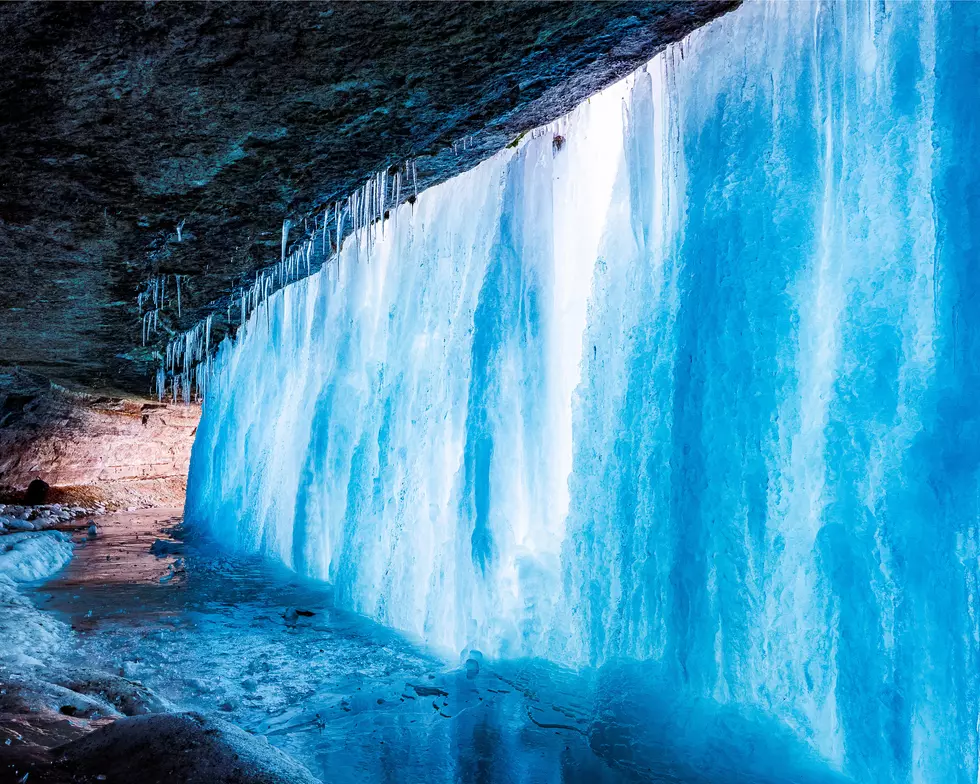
[0,503,105,534]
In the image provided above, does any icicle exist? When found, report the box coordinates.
[164,160,426,406]
[281,219,291,265]
[176,219,185,243]
[335,201,342,265]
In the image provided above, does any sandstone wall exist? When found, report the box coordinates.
[0,371,199,507]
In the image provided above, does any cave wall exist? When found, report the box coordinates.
[0,372,198,507]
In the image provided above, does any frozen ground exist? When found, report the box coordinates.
[18,511,849,784]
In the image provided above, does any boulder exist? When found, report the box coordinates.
[52,712,321,784]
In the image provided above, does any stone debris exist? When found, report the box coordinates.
[0,504,108,536]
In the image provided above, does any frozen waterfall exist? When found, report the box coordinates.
[186,2,980,781]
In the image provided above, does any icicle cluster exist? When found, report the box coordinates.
[160,314,213,404]
[137,273,186,345]
[452,136,475,155]
[137,275,166,345]
[149,158,423,403]
[227,160,422,339]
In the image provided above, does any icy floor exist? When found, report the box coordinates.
[26,512,848,784]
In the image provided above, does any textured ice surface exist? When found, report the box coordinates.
[0,532,73,585]
[187,2,980,781]
[36,530,849,783]
[0,532,73,668]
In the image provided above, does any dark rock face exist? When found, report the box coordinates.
[0,1,738,395]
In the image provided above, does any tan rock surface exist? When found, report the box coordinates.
[0,371,198,507]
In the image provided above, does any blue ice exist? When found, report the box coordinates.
[186,2,980,781]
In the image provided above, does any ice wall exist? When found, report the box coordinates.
[186,2,980,780]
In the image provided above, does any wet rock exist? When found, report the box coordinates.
[149,539,183,556]
[4,518,36,532]
[50,712,321,784]
[25,479,49,504]
[159,558,186,584]
[0,677,117,723]
[281,608,314,626]
[45,670,170,717]
[87,524,99,539]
